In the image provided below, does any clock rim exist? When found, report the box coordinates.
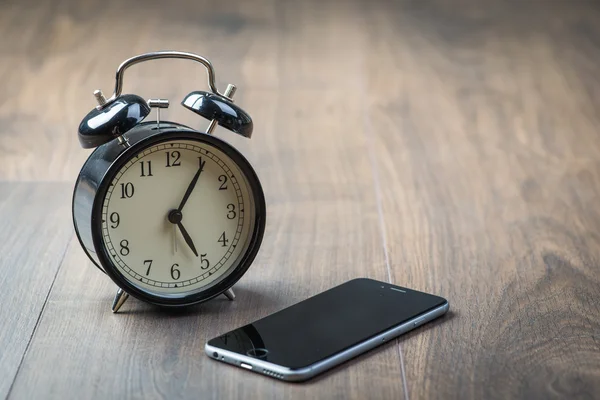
[90,129,266,307]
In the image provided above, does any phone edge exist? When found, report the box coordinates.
[205,300,449,382]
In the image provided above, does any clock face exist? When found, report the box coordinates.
[99,138,258,299]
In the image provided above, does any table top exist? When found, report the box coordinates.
[1,0,599,399]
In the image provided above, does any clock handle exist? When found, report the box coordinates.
[93,51,234,110]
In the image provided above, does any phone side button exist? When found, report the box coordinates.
[240,363,253,370]
[413,317,426,327]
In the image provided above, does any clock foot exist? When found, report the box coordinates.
[223,288,235,301]
[112,288,130,313]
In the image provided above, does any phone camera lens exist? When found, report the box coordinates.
[213,352,218,358]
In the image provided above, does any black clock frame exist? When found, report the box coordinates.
[88,128,266,307]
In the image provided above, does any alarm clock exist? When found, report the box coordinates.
[72,51,266,313]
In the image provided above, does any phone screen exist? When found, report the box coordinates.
[207,278,447,369]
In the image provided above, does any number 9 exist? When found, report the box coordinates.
[110,212,120,228]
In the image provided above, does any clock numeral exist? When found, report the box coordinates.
[119,239,130,256]
[200,253,210,270]
[198,157,206,169]
[218,175,228,190]
[170,263,180,280]
[139,160,153,177]
[109,212,120,228]
[218,231,229,247]
[120,182,134,199]
[166,151,181,167]
[227,203,236,220]
[144,260,153,276]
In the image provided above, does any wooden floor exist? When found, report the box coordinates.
[1,0,600,398]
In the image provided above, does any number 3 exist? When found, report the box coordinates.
[227,204,236,219]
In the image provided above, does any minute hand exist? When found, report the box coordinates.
[177,159,206,211]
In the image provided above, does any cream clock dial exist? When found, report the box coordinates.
[100,139,255,296]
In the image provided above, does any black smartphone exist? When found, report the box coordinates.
[205,278,449,382]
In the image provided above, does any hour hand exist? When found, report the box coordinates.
[177,221,198,257]
[168,209,198,257]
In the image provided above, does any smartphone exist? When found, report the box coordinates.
[205,278,449,382]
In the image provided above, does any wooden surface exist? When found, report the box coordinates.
[1,0,599,399]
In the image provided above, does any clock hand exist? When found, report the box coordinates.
[172,224,178,254]
[177,221,199,257]
[177,159,206,212]
[167,210,198,257]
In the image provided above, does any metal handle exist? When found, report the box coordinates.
[95,51,232,109]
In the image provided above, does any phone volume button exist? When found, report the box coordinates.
[413,317,426,327]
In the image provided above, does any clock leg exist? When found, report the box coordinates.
[223,288,235,301]
[112,288,130,313]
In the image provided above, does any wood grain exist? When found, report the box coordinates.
[0,183,72,399]
[364,1,600,399]
[2,0,600,398]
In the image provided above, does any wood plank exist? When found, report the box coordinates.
[9,86,404,398]
[0,183,73,398]
[9,0,600,398]
[364,1,600,399]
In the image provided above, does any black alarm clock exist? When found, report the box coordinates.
[72,51,266,312]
